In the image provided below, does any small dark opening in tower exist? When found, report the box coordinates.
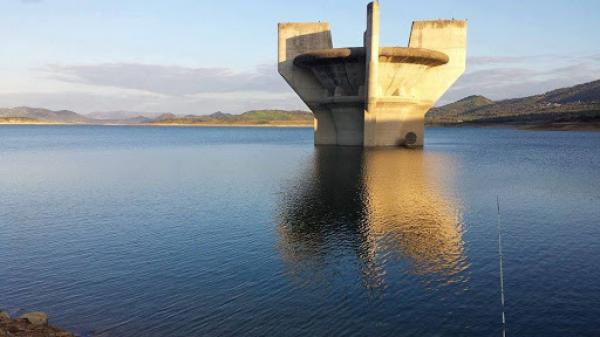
[405,132,417,146]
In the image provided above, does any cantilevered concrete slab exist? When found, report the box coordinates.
[278,1,467,146]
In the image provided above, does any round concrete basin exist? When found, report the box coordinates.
[293,47,448,97]
[294,47,448,67]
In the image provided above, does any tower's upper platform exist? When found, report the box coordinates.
[294,47,449,68]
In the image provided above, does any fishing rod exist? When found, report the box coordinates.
[497,196,507,337]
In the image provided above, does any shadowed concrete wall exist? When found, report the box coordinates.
[278,24,338,145]
[278,1,467,147]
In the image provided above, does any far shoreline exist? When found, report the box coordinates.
[2,121,600,132]
[428,122,600,132]
[0,122,313,128]
[141,123,313,128]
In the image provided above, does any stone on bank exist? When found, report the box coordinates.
[0,310,75,337]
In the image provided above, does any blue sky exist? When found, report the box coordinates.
[1,0,600,115]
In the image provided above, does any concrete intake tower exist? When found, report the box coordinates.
[278,1,467,146]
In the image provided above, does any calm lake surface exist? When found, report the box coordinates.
[1,125,600,337]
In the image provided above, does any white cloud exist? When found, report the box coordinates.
[467,56,530,66]
[439,54,600,104]
[0,62,305,115]
[0,90,304,115]
[44,63,288,96]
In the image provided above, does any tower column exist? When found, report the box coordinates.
[363,1,380,147]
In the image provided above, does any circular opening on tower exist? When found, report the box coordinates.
[405,132,417,146]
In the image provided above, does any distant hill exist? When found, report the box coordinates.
[125,116,153,123]
[0,107,92,123]
[426,95,494,122]
[207,111,231,119]
[427,79,600,128]
[154,113,177,121]
[86,110,165,120]
[0,106,312,126]
[544,80,600,104]
[148,110,313,126]
[0,117,52,124]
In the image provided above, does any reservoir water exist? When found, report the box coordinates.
[1,125,600,337]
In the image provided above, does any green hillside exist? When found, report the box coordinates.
[426,95,494,122]
[427,79,600,129]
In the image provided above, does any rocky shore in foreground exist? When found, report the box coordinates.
[0,311,74,337]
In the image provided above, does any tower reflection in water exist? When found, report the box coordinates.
[276,147,468,289]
